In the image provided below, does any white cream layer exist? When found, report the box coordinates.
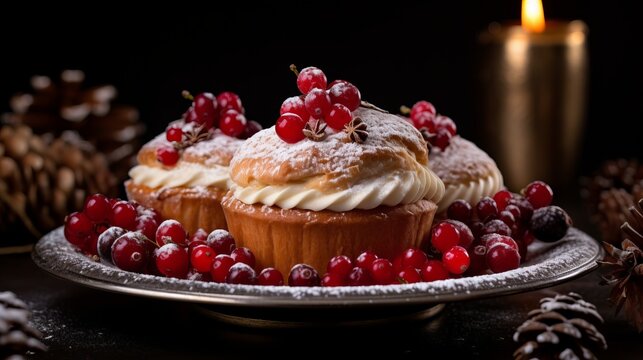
[437,169,504,212]
[129,164,230,190]
[233,166,445,212]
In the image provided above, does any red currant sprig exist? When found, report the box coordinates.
[402,101,457,151]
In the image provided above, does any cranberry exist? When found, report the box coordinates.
[193,92,218,129]
[83,194,111,222]
[226,263,257,285]
[483,234,518,252]
[189,228,208,244]
[84,234,99,257]
[210,254,235,283]
[486,244,521,273]
[410,101,436,120]
[401,248,428,269]
[327,255,353,279]
[435,115,457,136]
[328,81,361,111]
[398,267,423,284]
[64,212,93,248]
[206,229,236,255]
[529,206,572,242]
[431,222,461,253]
[321,272,346,287]
[111,232,149,273]
[476,197,499,221]
[280,96,309,121]
[504,204,522,222]
[422,260,449,282]
[412,112,437,132]
[111,201,137,230]
[275,113,306,143]
[370,258,395,285]
[97,226,127,263]
[481,219,512,237]
[432,129,452,150]
[499,210,516,228]
[296,66,327,94]
[443,219,474,248]
[493,190,512,211]
[447,200,473,224]
[258,268,284,286]
[155,220,187,247]
[165,127,184,142]
[184,108,198,123]
[190,244,216,273]
[470,221,485,239]
[216,92,243,113]
[392,254,404,273]
[326,103,352,131]
[466,245,488,275]
[347,267,372,286]
[155,243,189,278]
[188,239,207,257]
[288,264,321,287]
[523,181,554,209]
[156,146,179,166]
[240,120,263,139]
[304,88,332,120]
[135,217,158,246]
[507,197,534,224]
[231,247,256,268]
[442,246,470,275]
[355,251,378,269]
[219,109,247,138]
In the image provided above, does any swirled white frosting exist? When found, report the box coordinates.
[232,165,445,212]
[129,163,230,190]
[437,169,503,212]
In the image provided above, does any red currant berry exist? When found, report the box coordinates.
[184,108,198,123]
[135,217,158,246]
[190,244,216,273]
[401,248,428,269]
[443,219,475,248]
[83,194,111,222]
[188,239,207,257]
[64,212,92,248]
[275,113,306,143]
[304,88,332,120]
[296,66,327,94]
[447,199,473,224]
[422,260,449,282]
[431,222,461,253]
[217,92,243,113]
[97,226,127,263]
[210,254,235,283]
[397,267,422,284]
[156,243,189,278]
[442,246,470,275]
[412,112,437,132]
[288,264,321,287]
[325,103,352,131]
[327,255,353,279]
[280,96,309,121]
[231,247,256,268]
[155,220,187,247]
[410,101,436,120]
[435,115,457,136]
[355,251,378,270]
[493,190,512,211]
[240,120,263,139]
[111,232,149,273]
[156,146,179,166]
[220,109,247,138]
[369,258,395,285]
[321,272,346,287]
[432,128,452,150]
[111,201,137,230]
[523,180,554,209]
[348,267,372,286]
[481,219,513,237]
[258,268,284,286]
[206,229,236,255]
[476,196,499,221]
[328,81,361,111]
[189,228,208,244]
[165,127,183,142]
[226,263,257,285]
[486,243,521,273]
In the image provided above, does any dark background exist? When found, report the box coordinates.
[1,1,641,176]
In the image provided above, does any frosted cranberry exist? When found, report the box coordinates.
[398,267,422,284]
[431,222,461,253]
[111,201,137,230]
[156,243,189,278]
[276,113,306,143]
[326,103,352,130]
[370,258,395,285]
[493,190,512,211]
[328,81,361,111]
[64,212,92,248]
[476,197,498,221]
[355,251,378,269]
[422,260,449,282]
[504,204,522,222]
[401,248,428,269]
[442,246,470,274]
[193,92,218,129]
[165,126,183,142]
[524,181,554,209]
[216,92,243,113]
[435,115,457,136]
[226,263,257,285]
[288,264,321,287]
[190,244,216,273]
[258,268,284,286]
[321,272,346,287]
[97,226,127,263]
[296,66,327,94]
[184,108,198,123]
[410,101,436,119]
[327,255,353,279]
[304,88,332,120]
[135,217,158,246]
[499,210,516,228]
[189,228,208,244]
[530,206,572,242]
[486,244,521,273]
[240,120,262,139]
[210,254,235,283]
[443,219,474,248]
[483,234,518,252]
[206,229,236,255]
[156,146,179,166]
[83,194,111,222]
[111,232,149,273]
[507,197,534,224]
[447,200,473,224]
[280,96,309,121]
[432,129,452,150]
[219,109,247,138]
[155,220,187,247]
[231,247,256,268]
[347,267,372,286]
[412,112,437,132]
[481,219,512,237]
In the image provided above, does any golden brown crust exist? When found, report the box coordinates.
[222,196,437,275]
[125,181,228,234]
[429,136,501,185]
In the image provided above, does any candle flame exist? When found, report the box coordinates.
[522,0,545,33]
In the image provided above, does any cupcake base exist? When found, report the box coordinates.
[221,197,437,276]
[125,181,228,234]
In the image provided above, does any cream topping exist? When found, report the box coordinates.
[129,163,230,190]
[437,169,504,212]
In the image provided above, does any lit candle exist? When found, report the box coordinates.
[478,0,588,191]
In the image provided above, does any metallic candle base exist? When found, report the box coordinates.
[478,21,588,191]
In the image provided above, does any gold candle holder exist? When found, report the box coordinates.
[478,15,588,191]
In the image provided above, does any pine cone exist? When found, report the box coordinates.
[3,70,144,180]
[0,124,115,246]
[513,292,607,360]
[0,291,47,359]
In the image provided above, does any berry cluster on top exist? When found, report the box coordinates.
[403,100,457,150]
[275,65,362,144]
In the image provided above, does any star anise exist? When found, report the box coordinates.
[344,117,368,144]
[302,119,327,141]
[172,125,212,151]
